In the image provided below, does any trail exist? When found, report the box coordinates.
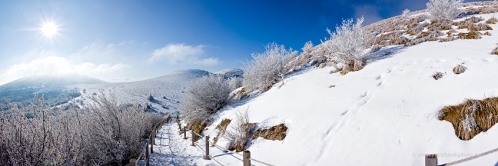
[138,123,198,166]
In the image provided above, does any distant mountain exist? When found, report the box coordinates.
[0,74,105,91]
[215,68,243,79]
[0,74,105,110]
[89,69,212,115]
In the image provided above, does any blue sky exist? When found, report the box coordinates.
[0,0,481,84]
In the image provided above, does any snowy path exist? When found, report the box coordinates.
[138,122,260,166]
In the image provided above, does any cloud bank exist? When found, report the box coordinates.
[0,56,128,85]
[148,43,219,66]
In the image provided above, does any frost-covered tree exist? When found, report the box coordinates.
[228,77,243,91]
[426,0,463,21]
[302,41,314,54]
[180,75,231,123]
[323,17,372,71]
[243,42,297,92]
[0,92,162,165]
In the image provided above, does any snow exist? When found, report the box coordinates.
[140,122,259,166]
[147,13,498,166]
[80,69,210,115]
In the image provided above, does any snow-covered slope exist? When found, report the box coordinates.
[81,69,211,115]
[198,13,498,166]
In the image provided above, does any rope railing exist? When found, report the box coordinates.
[183,126,274,166]
[425,146,498,166]
[129,115,171,166]
[194,142,224,166]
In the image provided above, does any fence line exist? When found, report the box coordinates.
[129,115,171,166]
[182,123,274,166]
[194,142,224,166]
[425,146,498,166]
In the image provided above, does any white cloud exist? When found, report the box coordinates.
[148,43,219,66]
[0,56,129,85]
[353,5,383,25]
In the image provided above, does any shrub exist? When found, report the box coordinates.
[453,64,466,74]
[0,92,162,165]
[225,109,255,152]
[242,42,297,92]
[323,17,373,73]
[180,75,231,123]
[426,0,463,21]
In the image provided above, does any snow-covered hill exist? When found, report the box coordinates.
[81,69,243,115]
[192,11,498,166]
[0,74,104,110]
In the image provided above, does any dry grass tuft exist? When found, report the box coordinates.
[212,119,231,146]
[457,31,481,39]
[469,23,493,31]
[439,36,457,42]
[252,123,288,141]
[234,88,250,100]
[225,110,255,152]
[348,60,363,72]
[227,122,256,152]
[486,17,498,24]
[433,72,444,80]
[438,97,498,140]
[187,121,208,142]
[340,66,349,75]
[453,64,466,74]
[492,46,498,55]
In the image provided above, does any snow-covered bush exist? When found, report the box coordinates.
[243,42,297,92]
[302,41,314,54]
[0,92,162,165]
[228,77,243,91]
[180,75,231,123]
[323,17,373,72]
[426,0,463,21]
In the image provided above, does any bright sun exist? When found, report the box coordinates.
[41,22,58,37]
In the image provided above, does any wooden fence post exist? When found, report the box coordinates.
[129,159,137,166]
[183,127,187,139]
[243,150,251,166]
[146,139,150,166]
[152,128,156,146]
[425,154,437,166]
[205,135,211,160]
[150,136,154,154]
[191,130,195,146]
